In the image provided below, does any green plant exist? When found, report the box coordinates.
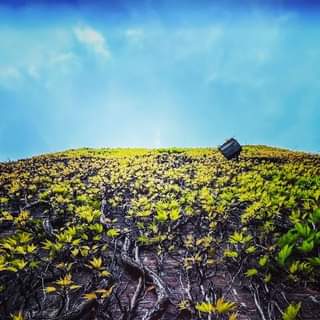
[282,302,301,320]
[195,298,236,314]
[277,245,293,266]
[229,231,252,244]
[76,206,101,223]
[244,268,258,277]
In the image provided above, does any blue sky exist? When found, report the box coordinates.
[0,0,320,161]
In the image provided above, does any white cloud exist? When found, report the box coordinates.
[125,28,145,44]
[50,51,77,65]
[0,66,21,80]
[27,65,40,79]
[0,66,22,89]
[74,25,110,59]
[25,52,78,81]
[0,26,83,88]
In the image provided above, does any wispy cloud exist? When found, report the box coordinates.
[50,51,77,65]
[0,25,81,87]
[27,65,40,80]
[0,66,22,89]
[0,66,21,80]
[125,28,145,45]
[74,25,111,59]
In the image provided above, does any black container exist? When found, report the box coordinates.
[218,138,242,160]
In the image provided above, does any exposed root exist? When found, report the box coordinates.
[250,284,267,320]
[33,299,97,320]
[120,236,170,320]
[50,299,97,320]
[142,265,170,320]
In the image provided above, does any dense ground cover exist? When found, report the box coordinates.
[0,146,319,320]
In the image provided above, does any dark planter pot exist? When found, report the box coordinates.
[218,138,242,160]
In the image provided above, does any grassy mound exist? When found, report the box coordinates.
[0,146,319,320]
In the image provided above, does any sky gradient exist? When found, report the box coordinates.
[0,0,320,161]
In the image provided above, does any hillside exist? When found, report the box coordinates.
[0,146,320,320]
